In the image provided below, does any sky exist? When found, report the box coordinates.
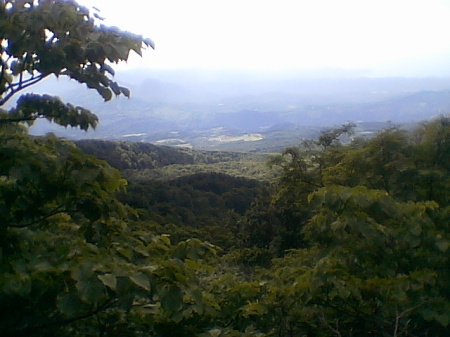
[78,0,450,77]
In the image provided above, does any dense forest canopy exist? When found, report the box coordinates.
[0,1,449,337]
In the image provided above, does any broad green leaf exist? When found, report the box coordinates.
[57,292,90,317]
[109,81,121,95]
[207,329,222,337]
[76,277,107,304]
[130,272,150,291]
[97,86,113,102]
[98,273,117,290]
[71,266,94,282]
[159,234,171,245]
[117,247,133,259]
[120,86,130,98]
[160,285,183,313]
[144,37,155,49]
[101,63,115,76]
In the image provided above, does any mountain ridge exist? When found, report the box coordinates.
[26,71,450,151]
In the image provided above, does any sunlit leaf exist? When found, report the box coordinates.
[98,273,117,290]
[130,272,150,291]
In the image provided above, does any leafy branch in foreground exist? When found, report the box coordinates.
[1,94,98,130]
[0,0,154,128]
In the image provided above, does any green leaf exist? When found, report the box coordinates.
[352,192,372,208]
[76,277,107,304]
[159,234,171,245]
[120,86,130,98]
[144,37,155,49]
[57,292,90,317]
[109,81,121,95]
[421,305,450,327]
[101,63,115,76]
[160,285,183,313]
[71,266,94,282]
[130,272,150,291]
[98,273,117,290]
[97,86,113,102]
[117,247,133,260]
[206,329,222,337]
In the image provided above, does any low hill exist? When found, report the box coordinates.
[75,139,274,181]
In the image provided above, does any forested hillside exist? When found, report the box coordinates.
[75,140,197,170]
[1,1,449,337]
[75,139,271,177]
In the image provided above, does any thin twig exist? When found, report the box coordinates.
[320,311,343,337]
[8,207,71,229]
[393,302,425,337]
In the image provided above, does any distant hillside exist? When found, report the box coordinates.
[204,110,284,132]
[75,139,273,180]
[282,91,450,125]
[75,139,270,242]
[27,71,450,151]
[76,140,195,170]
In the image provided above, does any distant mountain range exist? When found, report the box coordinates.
[26,69,450,151]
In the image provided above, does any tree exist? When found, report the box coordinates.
[234,186,449,337]
[239,124,355,256]
[322,118,450,205]
[1,0,154,127]
[0,2,219,336]
[224,120,449,336]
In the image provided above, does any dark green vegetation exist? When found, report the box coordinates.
[75,140,271,250]
[1,1,449,337]
[75,139,272,179]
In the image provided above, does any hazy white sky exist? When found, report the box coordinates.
[79,0,450,76]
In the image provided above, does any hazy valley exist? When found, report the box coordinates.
[27,69,450,152]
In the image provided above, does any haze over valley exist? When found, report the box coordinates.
[29,69,450,151]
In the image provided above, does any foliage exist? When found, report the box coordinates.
[70,118,450,336]
[117,172,262,250]
[0,1,220,336]
[232,185,447,337]
[323,118,450,206]
[237,124,355,256]
[0,128,126,230]
[0,0,154,125]
[1,1,449,336]
[76,139,196,170]
[0,121,224,336]
[227,118,450,336]
[76,139,274,181]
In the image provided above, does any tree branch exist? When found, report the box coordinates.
[393,302,425,337]
[8,207,72,229]
[320,311,343,337]
[0,116,38,124]
[313,299,389,330]
[0,74,48,106]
